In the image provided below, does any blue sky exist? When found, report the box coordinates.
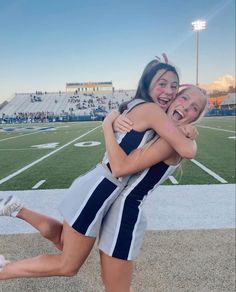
[0,0,235,102]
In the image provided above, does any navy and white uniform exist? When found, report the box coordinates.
[98,160,179,260]
[59,99,155,237]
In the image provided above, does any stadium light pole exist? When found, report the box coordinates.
[191,20,206,86]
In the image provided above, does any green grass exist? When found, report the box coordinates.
[198,116,236,131]
[0,117,235,190]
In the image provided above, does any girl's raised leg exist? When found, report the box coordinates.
[17,207,64,250]
[0,196,64,250]
[0,221,96,280]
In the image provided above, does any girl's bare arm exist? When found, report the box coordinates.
[127,103,197,159]
[102,114,180,177]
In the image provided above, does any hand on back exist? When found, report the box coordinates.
[112,111,133,133]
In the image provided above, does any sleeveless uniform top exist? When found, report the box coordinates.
[102,99,155,184]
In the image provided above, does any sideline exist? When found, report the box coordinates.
[0,184,234,234]
[0,125,101,185]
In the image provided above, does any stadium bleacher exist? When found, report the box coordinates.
[0,90,135,123]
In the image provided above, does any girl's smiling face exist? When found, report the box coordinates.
[149,70,179,111]
[167,87,207,125]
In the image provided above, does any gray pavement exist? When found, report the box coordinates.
[0,184,235,291]
[0,229,235,291]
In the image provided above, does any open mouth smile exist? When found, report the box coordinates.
[157,97,171,106]
[173,109,184,120]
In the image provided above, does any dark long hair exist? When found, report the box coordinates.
[119,60,179,113]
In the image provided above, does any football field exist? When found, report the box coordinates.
[0,116,235,191]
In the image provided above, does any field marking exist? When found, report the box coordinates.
[0,131,44,142]
[31,142,59,149]
[0,122,100,142]
[169,176,178,184]
[228,136,236,140]
[191,159,227,183]
[0,125,101,185]
[0,148,38,151]
[197,125,236,133]
[74,141,101,147]
[32,180,46,189]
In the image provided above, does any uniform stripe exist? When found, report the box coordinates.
[108,169,149,256]
[72,178,117,234]
[112,197,141,259]
[119,130,146,154]
[128,203,144,260]
[106,130,146,171]
[129,162,169,200]
[85,185,121,236]
[111,162,169,259]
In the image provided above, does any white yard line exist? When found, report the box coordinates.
[197,125,236,133]
[191,159,227,183]
[0,148,41,151]
[32,180,46,189]
[0,122,89,142]
[169,176,178,184]
[0,131,44,142]
[0,125,101,185]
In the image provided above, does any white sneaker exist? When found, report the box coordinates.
[0,196,24,217]
[0,255,10,271]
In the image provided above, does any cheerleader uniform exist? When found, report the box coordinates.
[98,159,180,260]
[59,99,155,237]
